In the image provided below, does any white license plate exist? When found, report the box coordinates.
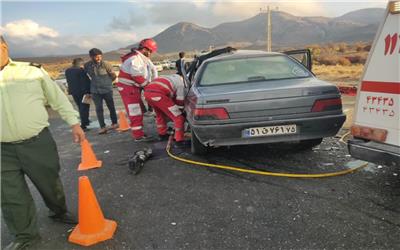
[243,124,297,137]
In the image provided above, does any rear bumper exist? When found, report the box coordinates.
[348,139,400,167]
[191,114,346,147]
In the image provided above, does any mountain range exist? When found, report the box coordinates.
[122,8,384,54]
[21,8,385,62]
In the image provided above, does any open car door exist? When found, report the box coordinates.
[284,49,312,72]
[180,58,192,89]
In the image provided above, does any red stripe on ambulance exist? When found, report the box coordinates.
[361,81,400,94]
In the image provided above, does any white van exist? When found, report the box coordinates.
[348,1,400,167]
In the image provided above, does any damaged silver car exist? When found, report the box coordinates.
[184,49,346,154]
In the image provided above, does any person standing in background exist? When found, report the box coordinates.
[65,58,91,130]
[175,51,186,76]
[84,48,118,134]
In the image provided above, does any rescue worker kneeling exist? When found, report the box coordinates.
[144,74,185,146]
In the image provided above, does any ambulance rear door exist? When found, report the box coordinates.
[348,1,400,167]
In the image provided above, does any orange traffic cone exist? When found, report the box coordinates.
[69,176,117,246]
[78,139,102,171]
[116,110,130,132]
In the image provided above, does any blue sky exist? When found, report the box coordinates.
[2,2,134,34]
[1,1,387,57]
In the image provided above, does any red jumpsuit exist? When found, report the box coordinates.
[143,75,185,142]
[117,50,157,139]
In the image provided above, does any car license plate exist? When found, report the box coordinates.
[243,124,297,137]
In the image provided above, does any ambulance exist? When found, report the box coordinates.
[348,1,400,167]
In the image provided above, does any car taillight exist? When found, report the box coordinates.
[194,108,229,120]
[351,125,388,142]
[311,98,342,112]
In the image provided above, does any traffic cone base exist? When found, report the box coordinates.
[78,160,102,171]
[68,219,117,246]
[117,110,130,132]
[68,176,117,246]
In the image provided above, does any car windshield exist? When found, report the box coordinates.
[199,55,311,86]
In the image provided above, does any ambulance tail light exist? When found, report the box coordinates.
[389,1,400,14]
[194,108,229,120]
[351,125,388,142]
[311,98,342,112]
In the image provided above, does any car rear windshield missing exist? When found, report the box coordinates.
[199,55,311,86]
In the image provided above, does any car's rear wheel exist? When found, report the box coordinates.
[191,131,208,155]
[298,138,323,150]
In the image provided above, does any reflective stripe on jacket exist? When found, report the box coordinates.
[144,74,185,106]
[118,50,158,88]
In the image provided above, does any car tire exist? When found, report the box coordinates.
[298,138,323,150]
[191,131,208,155]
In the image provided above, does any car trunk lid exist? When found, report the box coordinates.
[196,77,341,120]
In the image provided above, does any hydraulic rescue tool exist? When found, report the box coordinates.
[128,148,153,175]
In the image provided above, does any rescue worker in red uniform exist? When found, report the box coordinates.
[117,38,158,141]
[144,74,186,146]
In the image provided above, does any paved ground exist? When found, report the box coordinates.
[1,90,400,250]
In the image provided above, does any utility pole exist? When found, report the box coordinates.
[261,5,278,52]
[267,6,272,52]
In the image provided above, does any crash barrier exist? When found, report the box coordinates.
[78,139,102,171]
[165,135,368,178]
[338,85,358,96]
[117,110,130,132]
[69,176,117,246]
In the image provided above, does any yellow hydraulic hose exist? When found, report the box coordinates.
[339,131,351,144]
[166,135,368,178]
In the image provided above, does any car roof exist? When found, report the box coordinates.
[204,50,284,63]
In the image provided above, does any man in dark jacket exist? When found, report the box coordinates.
[84,48,118,134]
[65,58,91,130]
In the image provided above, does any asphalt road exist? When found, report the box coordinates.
[1,111,400,250]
